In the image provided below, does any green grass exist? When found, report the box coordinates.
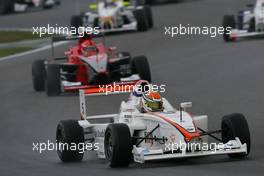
[0,47,33,57]
[0,31,50,43]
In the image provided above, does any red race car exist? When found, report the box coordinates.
[32,34,151,96]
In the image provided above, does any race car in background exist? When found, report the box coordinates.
[0,0,60,14]
[223,0,264,41]
[32,34,151,96]
[56,81,250,167]
[71,0,153,33]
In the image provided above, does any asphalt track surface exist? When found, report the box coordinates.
[1,0,264,175]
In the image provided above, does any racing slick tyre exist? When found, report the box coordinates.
[221,113,251,158]
[56,0,61,5]
[42,0,53,9]
[56,120,84,162]
[93,17,99,28]
[136,0,153,5]
[144,6,153,28]
[104,123,132,168]
[32,59,46,91]
[46,64,61,96]
[71,15,83,29]
[222,15,236,42]
[134,8,149,31]
[0,0,14,14]
[248,18,256,32]
[131,56,151,82]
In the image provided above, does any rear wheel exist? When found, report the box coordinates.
[134,8,149,31]
[71,15,83,28]
[221,113,251,158]
[0,0,14,14]
[144,6,153,28]
[131,56,151,82]
[222,15,236,42]
[136,0,153,5]
[104,123,132,168]
[32,59,46,91]
[93,17,99,28]
[146,0,153,4]
[248,18,256,32]
[46,64,61,96]
[56,120,84,162]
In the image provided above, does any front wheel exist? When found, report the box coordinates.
[221,113,251,158]
[46,64,61,96]
[131,56,151,82]
[134,8,149,31]
[42,0,53,9]
[0,0,14,14]
[71,15,83,29]
[144,6,153,28]
[32,59,46,91]
[56,120,84,162]
[104,123,132,168]
[222,15,236,42]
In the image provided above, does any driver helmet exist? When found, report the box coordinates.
[132,80,150,97]
[142,91,163,112]
[81,40,96,57]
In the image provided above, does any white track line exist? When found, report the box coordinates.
[0,41,67,62]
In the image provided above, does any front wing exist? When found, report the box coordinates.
[133,137,248,163]
[229,29,264,40]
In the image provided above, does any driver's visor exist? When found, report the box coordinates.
[145,101,163,111]
[83,46,97,52]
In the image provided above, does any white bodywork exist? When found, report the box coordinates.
[76,90,248,163]
[14,0,58,12]
[255,0,264,30]
[81,0,142,33]
[230,0,264,39]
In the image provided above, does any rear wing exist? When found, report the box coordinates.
[79,81,138,119]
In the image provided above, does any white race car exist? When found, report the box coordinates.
[71,0,153,33]
[223,0,264,41]
[0,0,60,14]
[56,81,250,167]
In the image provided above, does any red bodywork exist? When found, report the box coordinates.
[63,38,107,84]
[60,38,139,94]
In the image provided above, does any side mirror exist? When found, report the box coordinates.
[179,102,192,122]
[180,102,192,110]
